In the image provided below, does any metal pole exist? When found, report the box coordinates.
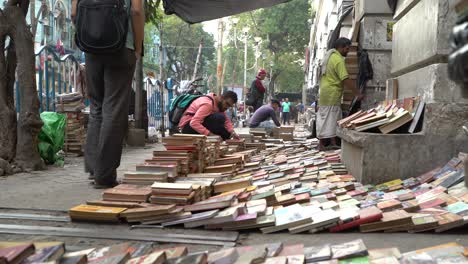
[159,23,166,137]
[216,19,224,95]
[192,39,203,80]
[221,59,227,90]
[243,37,247,114]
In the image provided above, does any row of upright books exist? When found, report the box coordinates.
[1,239,466,264]
[69,132,468,235]
[338,97,425,134]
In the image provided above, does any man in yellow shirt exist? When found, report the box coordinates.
[317,38,362,151]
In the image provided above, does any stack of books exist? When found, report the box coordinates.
[122,171,168,185]
[272,126,295,141]
[56,93,86,156]
[162,134,208,173]
[150,183,197,205]
[102,184,152,203]
[338,97,425,134]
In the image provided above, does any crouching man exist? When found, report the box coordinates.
[178,91,240,140]
[248,99,281,134]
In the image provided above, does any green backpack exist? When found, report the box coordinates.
[169,92,213,126]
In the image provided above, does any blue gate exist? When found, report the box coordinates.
[145,77,173,133]
[15,45,80,113]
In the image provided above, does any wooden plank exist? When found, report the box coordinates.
[0,224,237,247]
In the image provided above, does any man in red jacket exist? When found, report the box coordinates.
[249,69,267,111]
[178,91,240,140]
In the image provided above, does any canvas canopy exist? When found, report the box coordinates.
[163,0,291,24]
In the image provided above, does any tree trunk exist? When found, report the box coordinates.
[269,71,279,98]
[0,25,17,163]
[1,6,45,172]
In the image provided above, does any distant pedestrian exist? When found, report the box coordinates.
[281,98,291,125]
[247,69,267,111]
[73,0,145,188]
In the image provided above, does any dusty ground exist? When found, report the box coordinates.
[0,143,466,253]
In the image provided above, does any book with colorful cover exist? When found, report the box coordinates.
[22,244,65,264]
[304,244,332,263]
[331,239,368,260]
[0,243,35,264]
[330,206,382,232]
[126,251,166,264]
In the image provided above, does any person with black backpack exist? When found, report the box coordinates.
[177,91,241,141]
[72,0,144,188]
[246,69,267,111]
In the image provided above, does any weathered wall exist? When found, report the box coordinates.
[360,17,395,51]
[391,0,458,76]
[355,0,394,22]
[396,63,468,103]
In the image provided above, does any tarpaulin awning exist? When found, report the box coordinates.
[163,0,291,24]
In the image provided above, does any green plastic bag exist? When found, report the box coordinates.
[38,112,66,166]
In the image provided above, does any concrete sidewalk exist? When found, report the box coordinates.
[0,145,158,211]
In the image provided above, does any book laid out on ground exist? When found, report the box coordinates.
[86,200,144,208]
[22,243,65,264]
[304,244,332,263]
[151,183,193,195]
[0,243,35,264]
[261,204,316,234]
[222,214,276,231]
[184,194,237,212]
[331,239,368,260]
[140,210,192,225]
[214,177,252,194]
[102,185,152,203]
[151,247,188,259]
[88,253,130,264]
[264,256,288,264]
[367,247,401,262]
[359,209,413,232]
[69,205,127,222]
[400,242,465,263]
[161,209,219,227]
[136,164,178,179]
[289,209,339,234]
[60,254,88,264]
[126,251,166,264]
[234,245,267,264]
[207,248,239,264]
[120,205,176,222]
[122,171,168,185]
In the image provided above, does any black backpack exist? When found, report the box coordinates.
[75,0,129,54]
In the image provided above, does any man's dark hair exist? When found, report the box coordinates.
[334,37,352,49]
[222,90,238,103]
[271,99,280,106]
